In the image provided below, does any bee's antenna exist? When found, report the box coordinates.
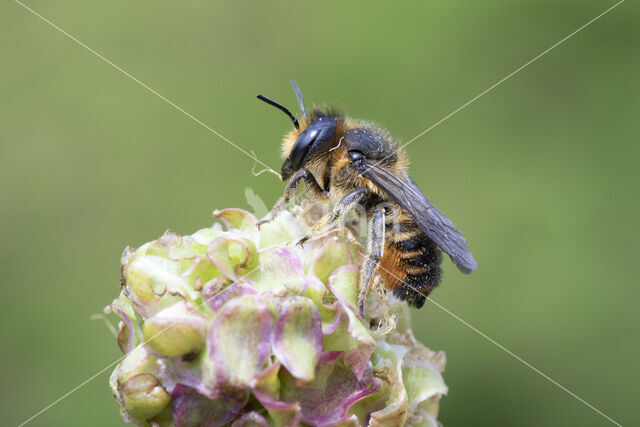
[290,79,306,117]
[256,94,299,130]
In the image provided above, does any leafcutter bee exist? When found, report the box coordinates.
[257,81,477,315]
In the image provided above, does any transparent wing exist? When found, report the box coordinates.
[359,161,478,273]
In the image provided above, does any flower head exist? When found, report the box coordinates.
[108,203,447,426]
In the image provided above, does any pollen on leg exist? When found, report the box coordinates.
[369,275,397,339]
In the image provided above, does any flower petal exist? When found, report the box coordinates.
[190,226,224,246]
[125,255,185,316]
[214,208,259,241]
[110,294,141,353]
[114,345,161,386]
[139,230,183,258]
[161,348,217,398]
[182,255,221,286]
[209,295,274,389]
[312,237,352,284]
[207,235,257,281]
[403,362,447,417]
[328,264,360,311]
[323,308,376,380]
[252,247,306,296]
[304,275,342,335]
[171,384,247,427]
[368,342,409,426]
[399,340,448,422]
[206,280,256,312]
[272,296,322,384]
[251,363,302,427]
[257,212,298,250]
[279,352,378,426]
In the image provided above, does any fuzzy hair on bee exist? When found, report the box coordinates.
[257,81,477,315]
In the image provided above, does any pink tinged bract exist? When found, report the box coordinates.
[279,352,379,426]
[303,275,343,335]
[272,296,323,384]
[208,294,274,390]
[206,280,257,312]
[171,384,247,427]
[326,266,376,380]
[213,208,260,242]
[206,235,256,281]
[312,237,353,284]
[161,349,217,399]
[327,264,361,311]
[254,247,307,296]
[251,363,302,427]
[111,305,137,353]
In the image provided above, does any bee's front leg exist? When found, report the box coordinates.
[296,187,368,246]
[359,207,385,316]
[257,169,327,229]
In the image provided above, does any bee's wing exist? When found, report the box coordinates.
[358,160,478,274]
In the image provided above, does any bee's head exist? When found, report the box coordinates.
[279,115,336,180]
[257,81,337,181]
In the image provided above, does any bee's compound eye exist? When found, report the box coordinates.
[290,128,319,170]
[305,128,320,142]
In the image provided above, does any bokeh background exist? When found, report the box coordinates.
[2,1,638,426]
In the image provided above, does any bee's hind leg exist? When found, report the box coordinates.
[296,187,367,246]
[359,206,385,316]
[257,169,328,229]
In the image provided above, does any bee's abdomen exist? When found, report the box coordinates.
[379,223,442,308]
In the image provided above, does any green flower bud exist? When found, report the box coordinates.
[142,302,208,357]
[121,373,171,421]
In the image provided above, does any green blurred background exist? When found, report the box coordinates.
[2,1,638,425]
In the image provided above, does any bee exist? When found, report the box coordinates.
[257,81,477,315]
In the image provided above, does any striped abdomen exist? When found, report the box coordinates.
[378,220,442,308]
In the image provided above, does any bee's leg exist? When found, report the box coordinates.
[296,187,368,246]
[257,169,328,229]
[359,207,385,316]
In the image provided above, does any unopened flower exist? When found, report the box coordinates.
[108,203,447,426]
